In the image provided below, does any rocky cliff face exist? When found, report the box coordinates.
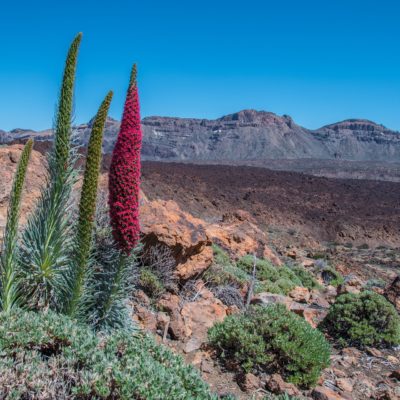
[2,109,400,162]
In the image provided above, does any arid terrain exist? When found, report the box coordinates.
[141,161,400,247]
[1,144,399,399]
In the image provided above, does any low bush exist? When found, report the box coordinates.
[212,244,232,267]
[203,246,250,288]
[139,268,165,298]
[255,280,285,295]
[0,310,230,399]
[237,256,319,295]
[291,266,321,290]
[264,395,304,400]
[140,243,177,291]
[208,304,331,387]
[320,267,344,287]
[321,291,400,348]
[212,285,244,308]
[237,255,279,281]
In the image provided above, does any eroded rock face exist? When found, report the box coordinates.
[0,145,46,242]
[140,199,213,280]
[140,200,282,280]
[207,210,281,265]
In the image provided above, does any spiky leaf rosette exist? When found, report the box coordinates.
[67,91,113,317]
[19,34,81,310]
[86,195,138,332]
[0,140,33,312]
[109,64,142,254]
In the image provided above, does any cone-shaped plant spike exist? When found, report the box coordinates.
[54,32,82,174]
[109,64,142,254]
[0,139,33,312]
[68,91,113,316]
[19,33,82,311]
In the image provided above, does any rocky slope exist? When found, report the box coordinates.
[2,110,400,163]
[1,144,400,400]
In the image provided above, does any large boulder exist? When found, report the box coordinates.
[140,200,213,280]
[206,210,282,265]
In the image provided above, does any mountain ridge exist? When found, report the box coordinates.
[1,109,400,162]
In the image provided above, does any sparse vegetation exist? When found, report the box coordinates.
[321,291,400,348]
[209,304,331,387]
[236,255,319,295]
[139,268,165,298]
[0,310,226,399]
[319,266,344,287]
[203,245,250,288]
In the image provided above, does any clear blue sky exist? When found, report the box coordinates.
[1,0,399,131]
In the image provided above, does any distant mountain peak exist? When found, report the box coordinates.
[321,119,395,133]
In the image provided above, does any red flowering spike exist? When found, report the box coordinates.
[109,64,142,254]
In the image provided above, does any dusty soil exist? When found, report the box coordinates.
[141,162,400,248]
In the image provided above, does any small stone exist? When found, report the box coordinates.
[134,289,151,306]
[312,386,342,400]
[289,286,311,303]
[239,373,262,392]
[336,378,354,392]
[286,250,297,259]
[135,305,157,332]
[9,150,19,163]
[332,368,347,378]
[265,374,301,396]
[201,359,214,374]
[390,369,400,380]
[251,293,293,309]
[183,337,202,353]
[388,356,400,364]
[366,347,383,358]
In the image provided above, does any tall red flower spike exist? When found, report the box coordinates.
[109,64,142,254]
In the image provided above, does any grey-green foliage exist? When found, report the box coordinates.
[19,33,82,310]
[0,309,231,399]
[85,197,137,332]
[320,266,344,287]
[237,255,319,295]
[139,268,165,298]
[263,394,304,400]
[203,245,250,287]
[209,304,331,388]
[321,291,400,348]
[0,140,33,312]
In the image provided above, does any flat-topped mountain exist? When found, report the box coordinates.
[1,110,400,162]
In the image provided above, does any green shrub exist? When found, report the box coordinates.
[275,278,296,294]
[364,278,386,289]
[291,266,321,290]
[139,268,165,298]
[212,244,232,267]
[320,267,344,287]
[209,305,331,387]
[321,291,400,348]
[254,280,284,295]
[237,255,279,281]
[0,310,228,399]
[237,256,320,296]
[204,263,250,287]
[277,266,302,286]
[264,395,304,400]
[255,277,296,295]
